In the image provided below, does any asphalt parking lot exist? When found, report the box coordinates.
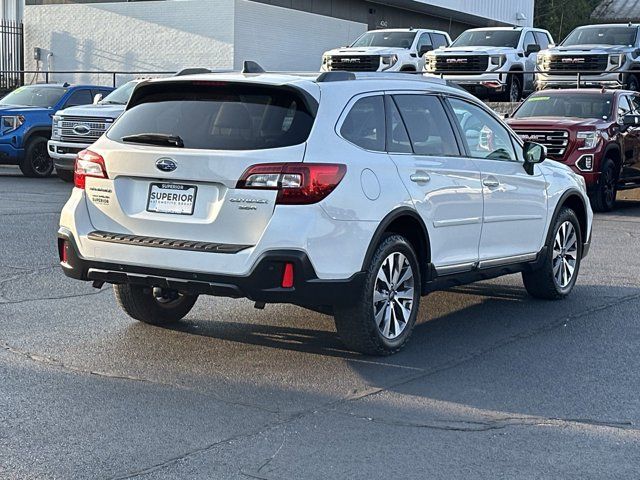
[1,165,639,479]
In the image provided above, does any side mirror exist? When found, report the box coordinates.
[523,141,546,174]
[622,113,640,129]
[93,93,103,104]
[418,44,434,57]
[525,44,541,56]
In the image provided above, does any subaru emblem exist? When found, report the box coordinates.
[156,158,177,172]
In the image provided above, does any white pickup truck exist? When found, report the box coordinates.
[321,28,451,73]
[424,27,555,101]
[49,80,141,182]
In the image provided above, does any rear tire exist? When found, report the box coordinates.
[19,137,53,178]
[589,158,618,212]
[114,284,198,325]
[627,73,640,92]
[57,169,74,183]
[334,234,421,356]
[522,207,582,300]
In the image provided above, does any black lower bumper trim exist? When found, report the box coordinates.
[58,230,364,310]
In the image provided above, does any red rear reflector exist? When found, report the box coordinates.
[282,263,294,288]
[74,149,108,189]
[237,163,346,205]
[58,239,69,264]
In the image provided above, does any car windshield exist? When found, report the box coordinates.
[452,30,521,48]
[108,82,315,150]
[0,86,67,107]
[100,81,137,105]
[351,31,416,49]
[513,93,614,120]
[562,26,637,46]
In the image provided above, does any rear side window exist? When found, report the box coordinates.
[340,95,385,151]
[108,83,315,150]
[393,95,459,156]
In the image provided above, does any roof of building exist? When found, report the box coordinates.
[592,0,640,22]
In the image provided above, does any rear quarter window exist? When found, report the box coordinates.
[107,82,315,150]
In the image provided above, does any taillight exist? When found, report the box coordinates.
[237,163,346,205]
[74,149,108,189]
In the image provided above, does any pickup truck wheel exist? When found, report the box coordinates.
[334,234,421,356]
[503,74,522,102]
[627,74,640,92]
[522,207,582,300]
[114,284,198,325]
[589,158,618,212]
[56,169,74,183]
[19,137,53,178]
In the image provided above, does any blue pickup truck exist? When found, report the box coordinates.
[0,83,114,177]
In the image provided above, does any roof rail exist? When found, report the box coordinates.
[175,67,212,76]
[242,61,266,74]
[316,71,357,82]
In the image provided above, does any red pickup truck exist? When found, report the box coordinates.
[507,89,640,211]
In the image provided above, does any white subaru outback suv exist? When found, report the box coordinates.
[58,68,593,355]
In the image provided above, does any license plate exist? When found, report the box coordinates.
[147,183,197,215]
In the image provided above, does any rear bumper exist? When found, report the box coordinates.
[58,229,365,310]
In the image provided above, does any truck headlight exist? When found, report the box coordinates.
[52,128,62,140]
[381,54,398,70]
[1,115,25,134]
[608,54,624,69]
[489,54,506,70]
[577,131,600,150]
[322,54,330,65]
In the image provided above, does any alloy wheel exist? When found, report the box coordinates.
[373,252,415,340]
[601,167,616,207]
[509,78,520,102]
[31,143,53,176]
[552,221,578,288]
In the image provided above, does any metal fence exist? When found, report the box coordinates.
[0,20,23,93]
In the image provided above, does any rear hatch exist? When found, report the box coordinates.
[82,79,317,247]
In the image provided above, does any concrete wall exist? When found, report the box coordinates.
[24,0,366,86]
[410,0,534,27]
[234,0,366,71]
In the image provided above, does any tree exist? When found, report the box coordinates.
[534,0,602,42]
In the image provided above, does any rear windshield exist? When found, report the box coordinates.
[513,93,614,120]
[107,83,315,150]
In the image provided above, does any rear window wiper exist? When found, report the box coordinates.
[121,133,184,148]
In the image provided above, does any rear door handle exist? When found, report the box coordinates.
[482,177,500,188]
[410,173,431,183]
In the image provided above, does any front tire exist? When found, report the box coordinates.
[522,207,582,300]
[627,73,640,92]
[589,158,618,212]
[334,234,421,356]
[19,137,53,178]
[502,74,522,102]
[114,284,198,325]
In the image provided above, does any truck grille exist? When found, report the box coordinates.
[58,116,112,144]
[431,55,489,74]
[512,129,570,158]
[329,55,380,72]
[544,54,608,74]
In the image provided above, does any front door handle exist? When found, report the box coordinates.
[410,173,431,183]
[482,177,500,188]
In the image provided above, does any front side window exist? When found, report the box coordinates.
[534,31,551,49]
[351,31,417,49]
[416,33,433,52]
[448,98,516,161]
[393,95,459,156]
[0,86,67,108]
[431,33,449,49]
[562,26,637,47]
[618,95,633,118]
[108,82,315,150]
[452,29,521,48]
[523,31,536,50]
[341,95,385,151]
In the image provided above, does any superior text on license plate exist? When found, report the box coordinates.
[147,183,197,215]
